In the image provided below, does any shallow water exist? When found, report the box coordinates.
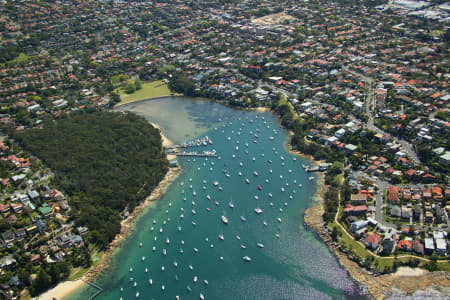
[68,97,368,300]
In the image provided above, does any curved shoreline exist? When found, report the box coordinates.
[282,115,450,299]
[304,196,450,299]
[113,94,191,109]
[300,161,450,299]
[38,122,181,300]
[40,99,448,300]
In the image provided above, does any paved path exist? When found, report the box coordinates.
[333,192,448,263]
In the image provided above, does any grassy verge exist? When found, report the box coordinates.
[68,249,104,281]
[330,219,450,272]
[437,261,450,272]
[116,80,175,105]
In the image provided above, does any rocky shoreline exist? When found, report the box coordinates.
[83,165,181,282]
[302,171,450,300]
[38,123,181,299]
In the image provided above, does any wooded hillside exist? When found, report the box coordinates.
[14,111,168,248]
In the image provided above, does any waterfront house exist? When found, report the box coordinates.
[424,237,435,255]
[343,204,368,217]
[350,220,369,232]
[350,194,367,205]
[436,238,447,256]
[365,232,381,251]
[381,238,395,255]
[412,240,424,255]
[397,239,412,251]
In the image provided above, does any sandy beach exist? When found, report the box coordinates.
[113,94,182,109]
[38,280,86,300]
[38,122,181,300]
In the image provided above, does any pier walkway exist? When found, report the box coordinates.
[167,135,213,150]
[82,279,103,300]
[176,151,217,157]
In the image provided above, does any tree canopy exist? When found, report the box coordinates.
[14,111,168,248]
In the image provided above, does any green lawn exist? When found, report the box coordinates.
[116,80,175,105]
[437,261,450,272]
[68,249,104,280]
[330,218,450,272]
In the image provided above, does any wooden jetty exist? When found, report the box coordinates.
[305,166,320,172]
[82,279,103,300]
[176,151,217,157]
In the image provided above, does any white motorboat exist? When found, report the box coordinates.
[221,215,228,224]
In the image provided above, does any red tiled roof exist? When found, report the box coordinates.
[398,240,412,250]
[366,233,381,245]
[388,186,399,202]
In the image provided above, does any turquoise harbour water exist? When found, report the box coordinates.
[68,97,368,300]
